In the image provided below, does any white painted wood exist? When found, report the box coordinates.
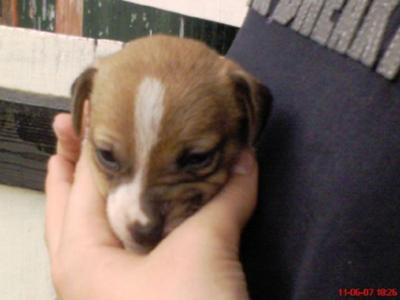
[0,26,93,96]
[95,39,124,58]
[122,0,249,27]
[0,26,122,97]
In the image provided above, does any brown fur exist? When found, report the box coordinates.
[71,35,271,251]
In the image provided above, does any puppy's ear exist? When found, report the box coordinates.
[230,70,272,146]
[70,67,97,135]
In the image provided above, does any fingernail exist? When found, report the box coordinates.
[234,151,255,175]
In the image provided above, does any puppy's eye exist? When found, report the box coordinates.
[95,148,120,172]
[178,150,215,170]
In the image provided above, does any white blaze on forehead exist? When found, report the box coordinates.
[107,76,166,247]
[135,77,166,162]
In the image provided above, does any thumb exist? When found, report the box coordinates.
[188,150,258,246]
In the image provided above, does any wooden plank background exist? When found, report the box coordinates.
[84,1,238,54]
[56,0,83,35]
[0,25,123,96]
[18,0,56,31]
[0,25,122,190]
[10,1,239,54]
[122,0,249,27]
[0,0,18,26]
[0,0,243,190]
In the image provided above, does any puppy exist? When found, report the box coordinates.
[71,35,271,253]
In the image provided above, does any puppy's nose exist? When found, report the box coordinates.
[128,221,163,249]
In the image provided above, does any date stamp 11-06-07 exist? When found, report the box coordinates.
[338,288,399,298]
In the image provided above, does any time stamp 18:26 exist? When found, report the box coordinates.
[338,288,398,297]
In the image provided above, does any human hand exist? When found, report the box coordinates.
[45,113,258,300]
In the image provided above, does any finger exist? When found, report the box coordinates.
[45,154,75,259]
[186,150,258,245]
[62,145,122,248]
[53,113,81,163]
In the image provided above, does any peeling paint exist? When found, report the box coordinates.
[82,1,237,54]
[28,0,37,20]
[179,16,185,37]
[48,4,55,22]
[19,0,56,32]
[42,0,47,21]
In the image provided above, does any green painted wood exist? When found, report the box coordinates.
[16,1,238,53]
[18,0,56,32]
[83,1,238,54]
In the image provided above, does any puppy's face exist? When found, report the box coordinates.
[71,35,271,253]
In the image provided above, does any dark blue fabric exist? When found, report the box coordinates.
[227,8,400,300]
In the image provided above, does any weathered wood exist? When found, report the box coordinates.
[0,88,69,191]
[15,1,239,54]
[83,1,238,54]
[0,25,94,96]
[0,25,122,97]
[18,0,56,32]
[122,0,248,27]
[0,0,18,26]
[55,0,83,35]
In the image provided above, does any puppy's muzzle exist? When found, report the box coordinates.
[128,219,164,249]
